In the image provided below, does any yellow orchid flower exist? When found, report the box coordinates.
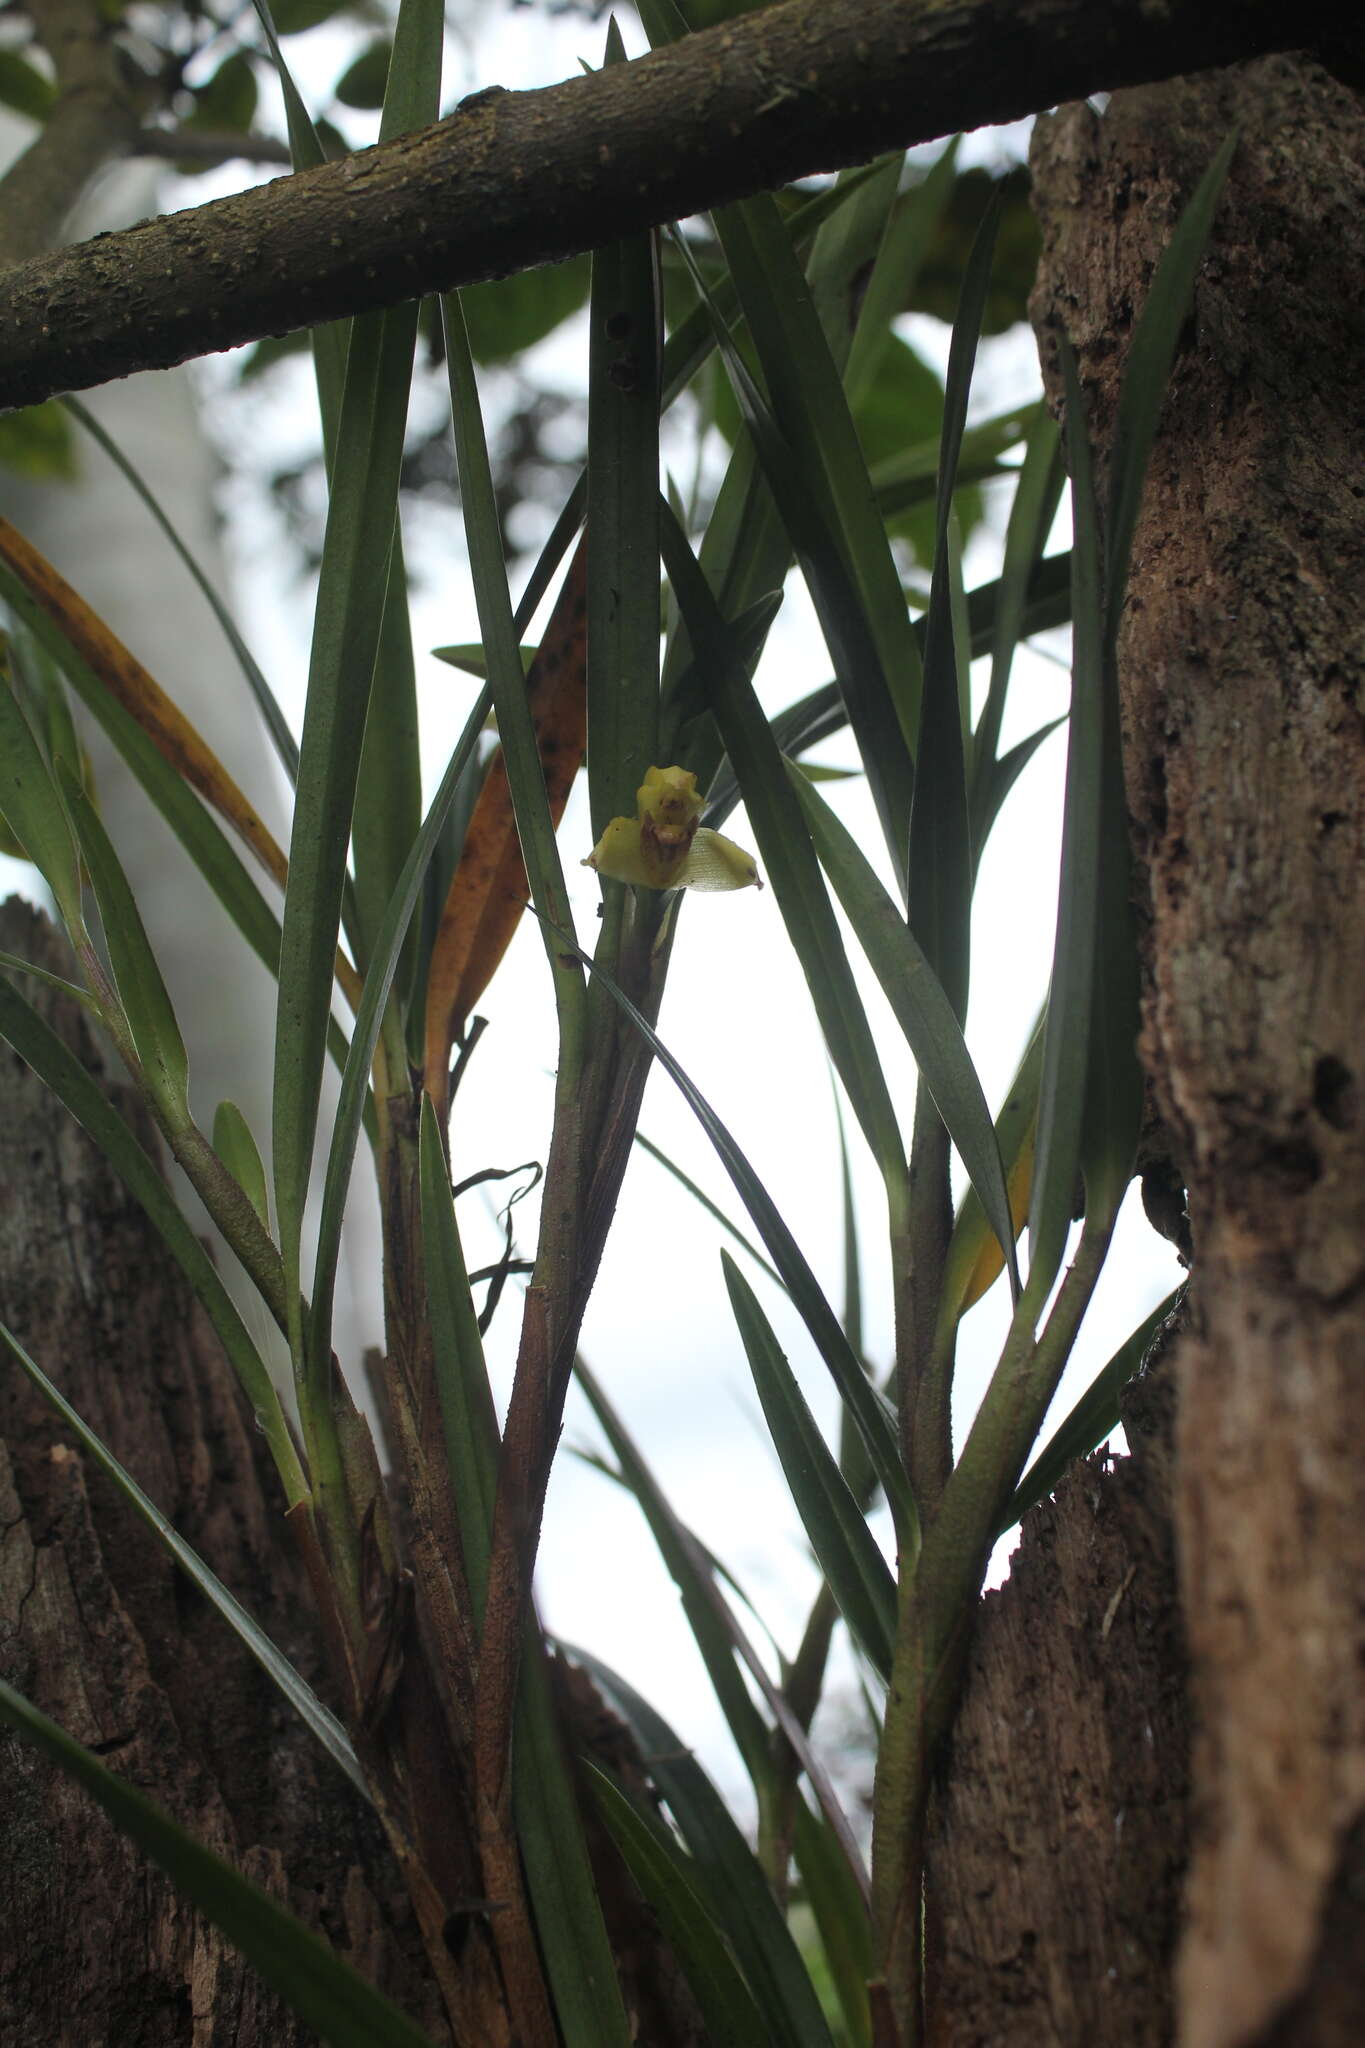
[582,765,762,893]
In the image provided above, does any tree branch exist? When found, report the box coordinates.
[0,0,142,271]
[0,0,1338,411]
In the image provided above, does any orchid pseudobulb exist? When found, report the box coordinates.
[582,766,762,893]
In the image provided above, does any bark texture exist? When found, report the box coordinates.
[0,899,445,2044]
[1027,58,1365,2048]
[0,0,1343,413]
[923,1334,1190,2047]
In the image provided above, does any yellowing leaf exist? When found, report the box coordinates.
[959,1120,1033,1314]
[423,542,588,1115]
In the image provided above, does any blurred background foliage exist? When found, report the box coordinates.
[0,0,1038,575]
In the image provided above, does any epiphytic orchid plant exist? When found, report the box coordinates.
[0,0,1232,2036]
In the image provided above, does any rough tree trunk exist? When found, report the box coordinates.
[925,55,1365,2048]
[0,899,445,2044]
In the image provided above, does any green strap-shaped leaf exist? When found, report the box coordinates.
[667,213,917,896]
[660,161,891,415]
[61,769,191,1125]
[1105,132,1238,649]
[723,1255,896,1681]
[441,293,583,994]
[576,1355,869,1904]
[574,1356,780,1801]
[937,1010,1044,1330]
[308,682,492,1373]
[970,404,1065,842]
[347,0,442,985]
[0,1321,362,1795]
[660,502,908,1207]
[60,397,299,784]
[791,1798,874,2048]
[419,1110,633,2048]
[843,139,961,406]
[0,1680,429,2047]
[1027,340,1107,1307]
[908,191,1002,1024]
[587,1765,773,2048]
[0,656,83,931]
[273,296,420,1350]
[213,1099,271,1230]
[1001,1285,1184,1532]
[976,715,1067,852]
[0,560,364,1111]
[250,0,348,441]
[0,973,306,1506]
[418,1091,498,1615]
[703,549,1074,832]
[510,1643,636,2048]
[790,764,1019,1304]
[542,929,914,1543]
[586,17,661,841]
[570,1651,836,2048]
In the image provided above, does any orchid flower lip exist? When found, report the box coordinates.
[583,764,761,892]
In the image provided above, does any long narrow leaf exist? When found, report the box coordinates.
[273,299,420,1342]
[0,654,83,929]
[723,1255,896,1681]
[1001,1286,1184,1532]
[0,518,291,899]
[0,973,306,1505]
[790,766,1019,1304]
[540,926,914,1542]
[707,178,923,748]
[214,1099,271,1230]
[1026,342,1106,1306]
[418,1120,630,2043]
[586,18,661,839]
[939,1010,1045,1325]
[704,549,1074,832]
[634,1131,783,1289]
[511,1643,637,2048]
[60,396,299,783]
[0,1680,430,2048]
[61,770,191,1123]
[843,140,960,405]
[574,1356,778,1797]
[569,1650,836,2048]
[977,715,1067,851]
[7,628,363,1101]
[665,223,916,891]
[1105,133,1237,644]
[418,1092,498,1614]
[308,680,492,1371]
[576,1354,867,1895]
[908,192,1001,1023]
[347,0,442,984]
[587,1765,773,2048]
[442,294,582,988]
[660,163,891,415]
[249,0,345,433]
[0,1321,362,1796]
[970,404,1064,839]
[660,502,908,1204]
[791,1799,874,2048]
